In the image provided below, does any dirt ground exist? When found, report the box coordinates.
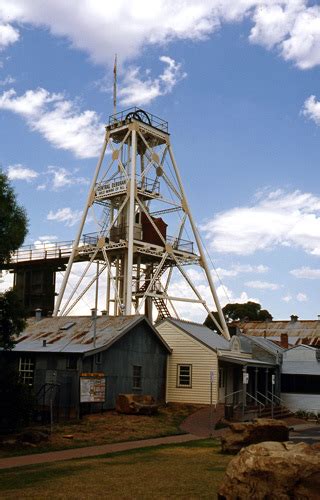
[0,404,200,458]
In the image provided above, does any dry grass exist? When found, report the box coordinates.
[0,439,231,499]
[0,404,199,458]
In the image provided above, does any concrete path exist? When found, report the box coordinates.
[180,405,225,438]
[0,433,200,470]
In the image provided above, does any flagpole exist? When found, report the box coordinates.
[113,53,117,116]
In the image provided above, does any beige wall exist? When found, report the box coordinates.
[157,322,218,405]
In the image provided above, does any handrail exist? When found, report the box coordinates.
[267,391,287,407]
[224,389,243,401]
[257,390,274,405]
[246,392,265,410]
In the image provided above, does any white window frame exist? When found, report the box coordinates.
[177,364,192,388]
[19,357,35,386]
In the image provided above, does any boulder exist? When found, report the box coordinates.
[116,394,159,415]
[218,441,320,500]
[221,418,289,454]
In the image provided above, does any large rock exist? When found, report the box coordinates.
[218,441,320,500]
[221,418,289,454]
[115,394,159,415]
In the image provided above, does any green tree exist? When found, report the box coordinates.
[0,170,28,263]
[0,170,31,431]
[204,301,273,331]
[0,289,26,349]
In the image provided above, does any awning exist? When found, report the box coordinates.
[218,355,276,368]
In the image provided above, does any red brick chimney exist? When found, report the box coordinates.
[280,333,288,349]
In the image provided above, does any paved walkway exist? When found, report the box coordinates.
[180,405,225,438]
[0,433,200,470]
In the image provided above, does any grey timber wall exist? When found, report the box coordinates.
[82,322,168,409]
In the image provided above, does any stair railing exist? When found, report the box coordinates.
[245,392,265,417]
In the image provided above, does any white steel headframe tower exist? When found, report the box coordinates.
[53,108,230,340]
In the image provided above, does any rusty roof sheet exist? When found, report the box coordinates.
[13,315,170,354]
[233,321,320,345]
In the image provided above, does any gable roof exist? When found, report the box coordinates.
[12,315,171,355]
[160,318,229,351]
[282,345,320,375]
[244,335,284,355]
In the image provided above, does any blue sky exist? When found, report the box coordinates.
[1,1,320,320]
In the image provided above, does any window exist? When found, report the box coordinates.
[66,356,77,370]
[95,352,102,365]
[19,357,34,386]
[177,364,192,388]
[133,365,142,389]
[281,374,320,394]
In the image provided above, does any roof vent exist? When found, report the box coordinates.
[91,308,97,318]
[60,321,76,330]
[101,310,108,316]
[35,308,42,321]
[42,339,47,348]
[290,315,299,323]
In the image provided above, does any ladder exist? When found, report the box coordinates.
[153,296,171,320]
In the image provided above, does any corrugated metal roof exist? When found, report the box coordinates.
[234,320,320,346]
[166,319,230,351]
[245,335,284,354]
[218,355,275,367]
[13,315,171,354]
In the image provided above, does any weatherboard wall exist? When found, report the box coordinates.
[157,321,218,405]
[82,322,168,409]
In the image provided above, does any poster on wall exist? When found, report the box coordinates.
[80,373,106,403]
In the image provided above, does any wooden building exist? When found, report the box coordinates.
[8,315,170,419]
[157,318,229,405]
[157,319,282,420]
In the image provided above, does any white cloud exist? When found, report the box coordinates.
[47,166,89,190]
[33,235,58,249]
[245,280,281,290]
[282,294,292,302]
[7,163,38,181]
[119,56,186,106]
[0,23,19,50]
[202,189,320,256]
[47,207,82,227]
[290,266,320,279]
[281,5,320,70]
[0,75,15,86]
[0,88,104,158]
[38,235,58,242]
[214,263,269,279]
[0,1,320,70]
[166,267,259,322]
[302,95,320,126]
[296,292,307,302]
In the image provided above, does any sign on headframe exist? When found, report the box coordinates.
[80,373,105,403]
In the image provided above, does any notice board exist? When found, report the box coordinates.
[80,373,105,403]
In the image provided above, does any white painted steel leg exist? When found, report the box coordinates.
[125,128,137,315]
[53,132,109,316]
[168,145,230,340]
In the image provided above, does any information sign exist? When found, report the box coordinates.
[80,373,105,403]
